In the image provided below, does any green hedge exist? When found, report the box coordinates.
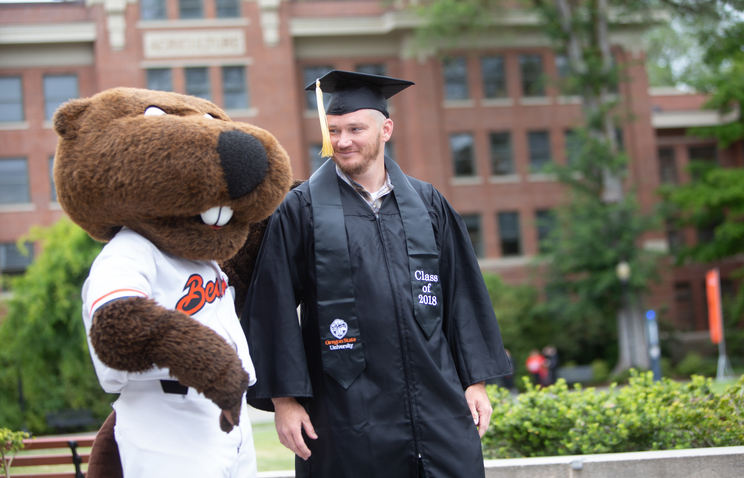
[483,371,744,458]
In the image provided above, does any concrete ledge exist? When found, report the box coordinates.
[257,446,744,477]
[484,446,744,478]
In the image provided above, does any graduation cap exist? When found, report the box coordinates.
[305,70,414,158]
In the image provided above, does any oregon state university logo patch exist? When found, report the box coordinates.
[176,274,227,316]
[326,318,356,350]
[330,319,348,339]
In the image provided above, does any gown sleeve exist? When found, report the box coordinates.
[241,190,313,411]
[430,187,512,389]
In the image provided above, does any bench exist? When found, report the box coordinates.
[5,435,95,478]
[556,365,594,384]
[45,410,98,433]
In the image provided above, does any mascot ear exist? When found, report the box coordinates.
[53,98,91,140]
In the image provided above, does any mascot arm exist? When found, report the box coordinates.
[90,296,248,432]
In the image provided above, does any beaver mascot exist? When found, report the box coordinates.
[52,87,292,478]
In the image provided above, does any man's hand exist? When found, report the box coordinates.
[464,381,492,438]
[272,397,318,460]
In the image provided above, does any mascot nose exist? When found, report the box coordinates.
[216,130,269,199]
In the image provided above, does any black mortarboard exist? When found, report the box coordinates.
[305,70,415,157]
[304,70,414,118]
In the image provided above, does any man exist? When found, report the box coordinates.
[242,70,511,478]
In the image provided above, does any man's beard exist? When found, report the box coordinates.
[335,134,382,177]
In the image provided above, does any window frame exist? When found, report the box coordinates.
[450,133,477,177]
[0,157,31,205]
[0,76,24,123]
[443,56,470,101]
[497,211,522,257]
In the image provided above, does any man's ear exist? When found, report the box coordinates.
[53,98,91,140]
[382,117,394,142]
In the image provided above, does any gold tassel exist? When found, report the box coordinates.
[316,79,334,158]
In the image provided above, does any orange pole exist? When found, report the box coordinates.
[705,269,722,345]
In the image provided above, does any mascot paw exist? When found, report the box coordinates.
[219,402,243,433]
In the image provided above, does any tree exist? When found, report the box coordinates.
[482,273,556,380]
[0,218,108,434]
[414,0,674,372]
[660,3,744,350]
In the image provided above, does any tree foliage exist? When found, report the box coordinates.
[0,218,109,434]
[0,428,29,478]
[658,2,744,344]
[482,273,556,376]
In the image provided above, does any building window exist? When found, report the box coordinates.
[179,0,203,19]
[450,133,476,177]
[309,144,324,174]
[147,69,173,92]
[498,211,522,256]
[528,131,551,171]
[481,55,507,99]
[0,242,34,276]
[554,54,580,95]
[688,145,718,181]
[140,0,166,20]
[356,63,386,76]
[222,66,248,110]
[565,129,581,166]
[443,56,469,100]
[185,67,211,101]
[666,219,684,253]
[461,214,483,258]
[43,74,78,120]
[697,212,722,245]
[216,0,240,18]
[489,132,514,175]
[535,209,555,253]
[49,156,57,203]
[688,145,717,164]
[658,148,678,185]
[0,76,24,123]
[519,54,545,97]
[0,158,30,204]
[555,54,571,79]
[304,65,333,111]
[674,281,696,330]
[615,127,625,152]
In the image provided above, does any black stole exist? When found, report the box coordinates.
[309,157,442,389]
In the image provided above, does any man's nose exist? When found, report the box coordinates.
[335,131,353,148]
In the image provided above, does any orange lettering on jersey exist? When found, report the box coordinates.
[176,274,227,316]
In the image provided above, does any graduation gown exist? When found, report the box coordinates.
[242,173,510,478]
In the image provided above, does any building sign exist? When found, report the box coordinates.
[144,30,245,59]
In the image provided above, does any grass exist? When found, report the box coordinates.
[253,422,295,472]
[6,424,294,475]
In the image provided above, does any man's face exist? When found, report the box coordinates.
[327,109,392,177]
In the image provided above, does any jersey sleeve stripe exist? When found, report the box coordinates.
[90,289,148,316]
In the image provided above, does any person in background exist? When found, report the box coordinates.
[241,70,511,478]
[526,349,546,385]
[542,345,560,386]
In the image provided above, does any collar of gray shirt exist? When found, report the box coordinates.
[335,163,394,214]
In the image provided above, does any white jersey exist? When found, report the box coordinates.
[82,227,257,478]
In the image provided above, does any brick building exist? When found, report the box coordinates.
[1,0,741,338]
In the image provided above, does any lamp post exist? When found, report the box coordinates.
[616,261,635,368]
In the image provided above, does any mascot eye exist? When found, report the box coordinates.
[204,113,214,119]
[144,106,167,117]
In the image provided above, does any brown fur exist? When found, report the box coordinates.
[221,179,304,316]
[52,88,293,475]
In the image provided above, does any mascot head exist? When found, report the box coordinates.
[53,87,292,262]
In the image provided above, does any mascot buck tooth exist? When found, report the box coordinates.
[52,87,292,478]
